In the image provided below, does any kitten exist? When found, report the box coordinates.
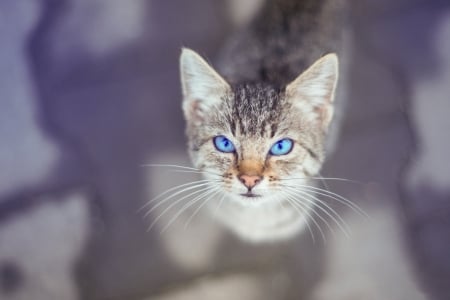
[179,0,344,242]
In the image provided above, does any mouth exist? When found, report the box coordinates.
[240,192,261,198]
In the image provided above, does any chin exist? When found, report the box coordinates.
[228,191,273,206]
[237,220,308,243]
[210,192,311,243]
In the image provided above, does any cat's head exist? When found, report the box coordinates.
[179,48,338,204]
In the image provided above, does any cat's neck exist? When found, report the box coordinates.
[209,192,312,243]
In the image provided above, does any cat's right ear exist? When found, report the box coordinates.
[180,48,231,124]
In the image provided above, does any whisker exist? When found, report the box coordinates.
[277,193,316,244]
[318,171,330,191]
[143,181,219,217]
[145,184,214,227]
[140,164,200,170]
[184,189,222,229]
[284,187,351,237]
[278,163,362,184]
[140,163,222,177]
[159,187,220,233]
[283,189,337,238]
[284,183,368,218]
[282,193,326,243]
[213,192,227,220]
[165,169,222,177]
[279,177,362,184]
[147,186,214,232]
[160,191,212,233]
[138,179,217,212]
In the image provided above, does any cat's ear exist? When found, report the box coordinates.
[180,48,231,124]
[285,53,338,131]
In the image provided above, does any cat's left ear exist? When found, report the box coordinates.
[285,53,339,131]
[180,48,231,125]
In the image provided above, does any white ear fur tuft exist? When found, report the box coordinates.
[180,48,230,124]
[286,53,339,130]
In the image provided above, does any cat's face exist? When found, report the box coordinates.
[185,86,325,205]
[179,48,338,241]
[180,48,338,204]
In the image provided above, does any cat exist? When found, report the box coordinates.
[178,0,346,243]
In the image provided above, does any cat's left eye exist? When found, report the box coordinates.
[269,138,293,156]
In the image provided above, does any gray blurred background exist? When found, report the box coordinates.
[0,0,449,299]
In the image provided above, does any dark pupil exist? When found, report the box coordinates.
[223,139,229,147]
[277,142,283,150]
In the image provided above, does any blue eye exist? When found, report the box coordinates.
[269,138,293,156]
[213,136,236,153]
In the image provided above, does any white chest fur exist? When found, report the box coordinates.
[209,195,310,243]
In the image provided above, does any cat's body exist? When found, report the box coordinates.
[218,0,345,87]
[179,0,346,242]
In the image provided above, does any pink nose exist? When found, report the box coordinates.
[239,174,262,190]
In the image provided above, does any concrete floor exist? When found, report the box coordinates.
[0,0,449,299]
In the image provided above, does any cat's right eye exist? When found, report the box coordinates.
[213,135,235,153]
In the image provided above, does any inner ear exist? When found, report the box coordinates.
[285,53,339,131]
[179,48,231,125]
[184,99,206,124]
